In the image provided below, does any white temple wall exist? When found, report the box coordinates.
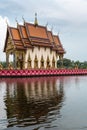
[24,46,58,69]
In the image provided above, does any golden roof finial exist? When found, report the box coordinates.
[34,13,38,26]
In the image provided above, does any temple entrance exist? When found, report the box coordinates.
[6,50,25,69]
[16,53,24,69]
[17,57,23,69]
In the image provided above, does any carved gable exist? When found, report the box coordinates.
[6,36,14,52]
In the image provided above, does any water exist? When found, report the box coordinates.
[0,76,87,130]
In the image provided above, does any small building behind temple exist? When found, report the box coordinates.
[4,15,65,69]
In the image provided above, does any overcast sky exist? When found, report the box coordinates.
[0,0,87,62]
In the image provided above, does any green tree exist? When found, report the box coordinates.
[57,58,72,68]
[0,62,6,68]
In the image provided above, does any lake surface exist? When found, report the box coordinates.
[0,76,87,130]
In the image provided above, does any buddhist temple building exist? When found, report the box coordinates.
[4,14,65,69]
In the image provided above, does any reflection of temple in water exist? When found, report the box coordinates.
[4,77,64,128]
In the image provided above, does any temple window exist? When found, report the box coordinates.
[16,52,24,69]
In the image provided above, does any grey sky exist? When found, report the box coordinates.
[0,0,87,61]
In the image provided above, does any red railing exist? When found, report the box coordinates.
[0,69,87,77]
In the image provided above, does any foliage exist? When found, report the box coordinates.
[0,61,13,69]
[0,62,7,68]
[57,58,87,69]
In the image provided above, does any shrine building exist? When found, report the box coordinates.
[4,14,65,69]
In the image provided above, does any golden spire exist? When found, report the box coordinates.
[34,13,38,26]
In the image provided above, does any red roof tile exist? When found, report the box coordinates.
[53,35,60,46]
[10,28,21,40]
[26,23,48,39]
[4,21,65,54]
[19,25,28,38]
[47,31,54,43]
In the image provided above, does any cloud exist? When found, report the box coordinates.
[0,0,87,61]
[1,0,87,27]
[0,16,8,61]
[60,0,87,23]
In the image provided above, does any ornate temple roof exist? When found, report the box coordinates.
[4,16,65,54]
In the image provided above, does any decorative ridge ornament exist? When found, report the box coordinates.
[22,16,25,24]
[15,17,19,26]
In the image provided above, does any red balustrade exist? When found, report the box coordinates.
[0,69,87,77]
